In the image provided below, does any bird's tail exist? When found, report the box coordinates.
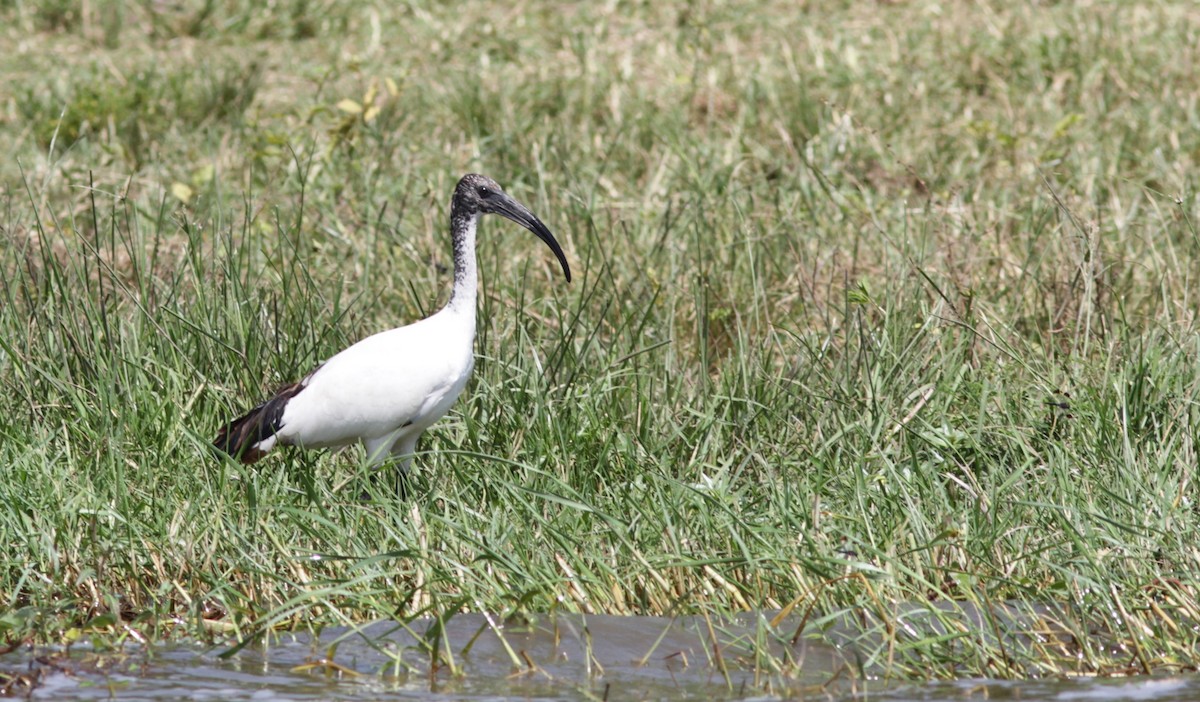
[213,382,305,464]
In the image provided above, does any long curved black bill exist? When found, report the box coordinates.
[494,195,572,283]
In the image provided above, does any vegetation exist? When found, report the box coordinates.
[3,0,1200,685]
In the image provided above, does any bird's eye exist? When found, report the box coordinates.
[478,187,492,199]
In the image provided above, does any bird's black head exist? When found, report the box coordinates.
[453,173,571,283]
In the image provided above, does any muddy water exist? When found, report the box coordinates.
[3,613,1198,701]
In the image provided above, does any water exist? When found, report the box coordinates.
[3,613,1197,701]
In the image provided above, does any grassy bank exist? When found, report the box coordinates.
[3,0,1200,682]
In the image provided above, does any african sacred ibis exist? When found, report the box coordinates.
[213,174,571,488]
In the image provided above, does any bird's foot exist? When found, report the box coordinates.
[358,470,411,502]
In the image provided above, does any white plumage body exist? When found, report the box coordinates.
[271,308,475,460]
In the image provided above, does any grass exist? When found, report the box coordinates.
[3,0,1200,687]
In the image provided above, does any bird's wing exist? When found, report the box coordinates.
[212,377,311,463]
[273,325,465,448]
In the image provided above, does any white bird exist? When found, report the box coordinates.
[213,174,571,489]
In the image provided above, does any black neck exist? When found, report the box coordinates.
[445,210,478,311]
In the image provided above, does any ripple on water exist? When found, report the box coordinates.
[3,613,1199,701]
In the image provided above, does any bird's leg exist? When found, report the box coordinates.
[358,432,418,500]
[359,434,398,501]
[387,434,420,499]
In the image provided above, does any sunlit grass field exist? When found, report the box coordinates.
[3,0,1200,681]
